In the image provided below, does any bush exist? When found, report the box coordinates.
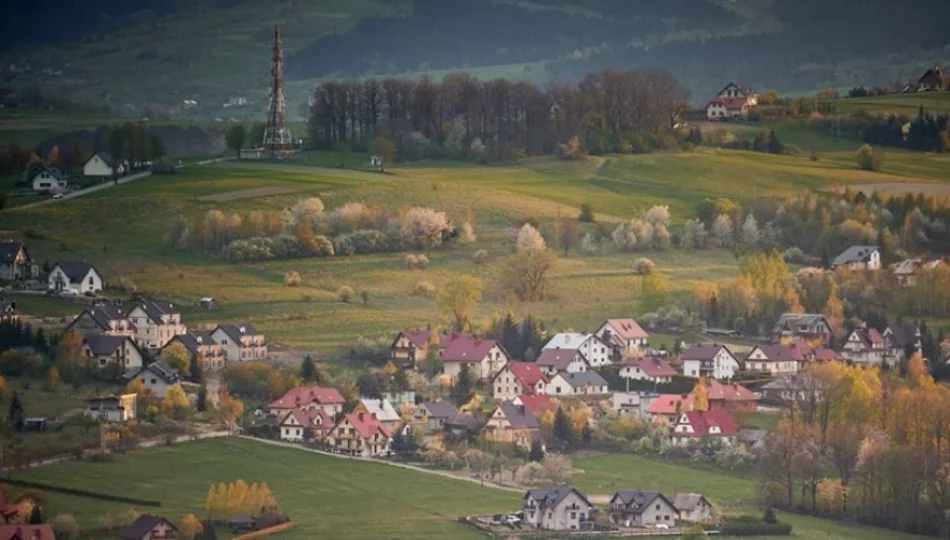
[632,258,656,275]
[224,237,274,261]
[406,253,429,269]
[473,250,490,264]
[284,271,302,287]
[578,203,595,223]
[337,286,356,303]
[334,229,390,255]
[856,144,882,171]
[52,513,79,540]
[413,281,436,297]
[782,247,805,264]
[555,136,586,161]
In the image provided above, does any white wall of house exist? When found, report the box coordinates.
[444,346,507,380]
[493,368,526,400]
[524,491,592,531]
[683,349,739,380]
[540,355,588,377]
[32,170,68,193]
[47,266,103,294]
[135,374,178,399]
[127,306,186,349]
[744,348,799,375]
[619,365,672,383]
[596,322,648,351]
[211,328,267,361]
[84,154,124,177]
[279,414,306,442]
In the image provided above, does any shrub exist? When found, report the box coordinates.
[555,136,586,161]
[578,203,595,223]
[407,254,429,269]
[52,513,79,540]
[284,271,302,287]
[516,224,546,251]
[413,281,436,296]
[782,247,805,264]
[809,151,820,162]
[405,254,418,268]
[337,286,356,303]
[856,144,881,171]
[473,250,490,264]
[400,207,452,249]
[334,229,390,255]
[632,258,656,275]
[458,221,477,244]
[224,237,274,261]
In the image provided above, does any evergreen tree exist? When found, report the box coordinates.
[767,129,784,154]
[451,363,474,407]
[552,406,574,449]
[392,368,408,392]
[9,391,25,432]
[28,505,43,524]
[529,438,544,462]
[34,327,47,352]
[581,423,592,447]
[197,384,208,412]
[189,354,202,383]
[202,520,218,540]
[301,355,316,382]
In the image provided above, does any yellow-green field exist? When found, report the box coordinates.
[6,143,950,354]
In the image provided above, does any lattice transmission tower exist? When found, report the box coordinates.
[263,25,292,158]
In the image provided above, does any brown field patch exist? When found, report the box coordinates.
[848,182,950,196]
[196,187,300,201]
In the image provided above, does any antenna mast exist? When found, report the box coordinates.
[263,25,292,158]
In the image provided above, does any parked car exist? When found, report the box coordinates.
[502,515,521,526]
[655,523,669,530]
[52,193,63,199]
[58,289,79,297]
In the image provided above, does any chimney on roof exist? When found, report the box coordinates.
[239,326,246,334]
[358,412,364,421]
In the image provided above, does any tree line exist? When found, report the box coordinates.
[307,69,689,160]
[806,107,950,153]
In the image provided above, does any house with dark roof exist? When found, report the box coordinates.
[743,344,800,375]
[706,82,758,121]
[130,361,181,399]
[522,485,594,531]
[917,67,950,91]
[268,385,345,417]
[607,490,678,527]
[492,361,548,400]
[162,331,225,372]
[760,373,830,404]
[546,371,609,397]
[831,245,880,271]
[84,151,128,177]
[841,327,900,368]
[410,400,459,433]
[0,242,38,281]
[0,300,17,323]
[85,393,137,423]
[543,332,614,368]
[119,514,178,540]
[883,322,922,353]
[673,493,716,523]
[211,323,267,361]
[390,329,451,369]
[66,305,134,337]
[620,356,678,383]
[440,337,508,380]
[30,166,69,193]
[127,301,186,350]
[83,333,145,373]
[535,348,590,377]
[597,318,649,355]
[771,313,833,346]
[0,524,56,540]
[681,344,739,380]
[327,410,391,457]
[671,409,738,446]
[47,261,103,294]
[483,401,539,445]
[278,408,334,442]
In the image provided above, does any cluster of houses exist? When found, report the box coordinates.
[29,152,132,194]
[515,485,715,532]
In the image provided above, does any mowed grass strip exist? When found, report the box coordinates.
[14,437,516,540]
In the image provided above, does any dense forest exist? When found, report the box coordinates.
[306,69,689,158]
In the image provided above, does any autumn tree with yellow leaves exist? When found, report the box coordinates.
[692,378,709,412]
[206,480,278,519]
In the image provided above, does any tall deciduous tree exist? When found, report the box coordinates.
[504,248,557,302]
[437,275,483,331]
[163,342,191,375]
[226,125,247,158]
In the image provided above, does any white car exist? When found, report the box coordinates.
[52,194,63,199]
[655,523,669,530]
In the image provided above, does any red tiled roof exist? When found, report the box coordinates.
[605,318,649,340]
[747,345,797,363]
[813,347,842,361]
[343,411,391,440]
[515,394,557,416]
[674,409,738,438]
[648,394,694,415]
[786,343,812,362]
[268,385,345,410]
[703,380,757,402]
[281,408,334,432]
[402,330,432,349]
[0,524,56,540]
[500,362,548,388]
[706,97,750,111]
[536,348,586,370]
[623,356,678,377]
[442,337,502,362]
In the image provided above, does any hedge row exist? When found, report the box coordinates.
[721,520,793,536]
[4,478,161,507]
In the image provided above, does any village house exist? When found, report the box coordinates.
[83,333,145,373]
[813,347,844,362]
[0,524,56,539]
[0,300,16,323]
[597,318,649,357]
[682,344,740,380]
[512,394,557,417]
[492,362,547,400]
[211,323,267,361]
[841,327,900,368]
[607,490,678,528]
[701,379,758,413]
[129,361,181,399]
[619,356,678,383]
[268,385,345,417]
[522,485,595,531]
[771,313,834,346]
[543,332,613,368]
[674,493,716,523]
[671,409,738,446]
[440,337,508,380]
[705,83,758,121]
[0,242,38,281]
[85,394,137,423]
[66,305,134,337]
[893,259,938,287]
[162,331,225,372]
[120,515,179,540]
[354,398,401,431]
[84,152,127,177]
[743,344,800,375]
[917,67,950,91]
[546,371,609,397]
[327,411,392,457]
[31,166,69,193]
[410,401,459,433]
[647,394,694,423]
[483,401,539,445]
[390,329,446,369]
[278,408,334,442]
[883,322,922,355]
[831,245,881,271]
[127,301,186,350]
[48,261,104,294]
[760,373,829,404]
[535,348,590,377]
[612,391,658,420]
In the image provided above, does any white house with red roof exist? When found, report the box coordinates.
[744,345,800,375]
[543,332,613,367]
[671,409,738,446]
[493,362,548,400]
[620,357,678,383]
[268,385,346,417]
[441,337,509,380]
[278,408,334,442]
[706,83,758,121]
[535,349,590,377]
[327,411,392,457]
[390,329,457,369]
[647,394,694,423]
[597,318,649,355]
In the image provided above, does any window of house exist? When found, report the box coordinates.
[656,504,660,510]
[570,512,576,519]
[150,378,157,384]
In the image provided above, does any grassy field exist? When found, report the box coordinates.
[832,91,950,115]
[13,437,516,540]
[4,143,949,353]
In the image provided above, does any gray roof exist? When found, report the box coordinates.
[55,261,98,283]
[525,485,591,509]
[34,166,68,181]
[498,401,538,429]
[771,313,831,335]
[88,304,127,329]
[738,429,767,444]
[536,348,587,370]
[832,245,879,266]
[134,360,180,384]
[216,323,259,341]
[421,400,458,419]
[886,323,919,348]
[121,515,177,540]
[140,301,178,323]
[167,331,215,355]
[557,371,608,388]
[84,333,132,356]
[94,151,123,168]
[673,493,709,512]
[0,242,26,264]
[612,490,672,513]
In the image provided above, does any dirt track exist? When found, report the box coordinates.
[196,187,299,201]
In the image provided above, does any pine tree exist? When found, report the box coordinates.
[581,424,592,447]
[28,505,43,524]
[34,327,47,352]
[451,364,474,406]
[553,406,574,449]
[189,354,202,383]
[529,438,544,462]
[197,384,208,412]
[301,355,316,382]
[8,390,25,432]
